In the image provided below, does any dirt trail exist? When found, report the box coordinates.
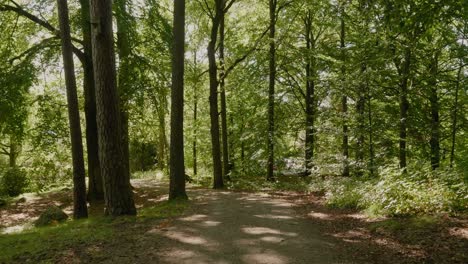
[149,189,344,264]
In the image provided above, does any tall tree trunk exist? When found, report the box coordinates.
[340,13,349,177]
[90,0,136,216]
[193,55,198,176]
[57,0,88,219]
[356,63,366,176]
[115,0,132,182]
[169,0,188,200]
[429,54,440,170]
[78,0,103,201]
[304,10,315,176]
[450,62,463,168]
[367,74,375,176]
[219,11,231,181]
[267,0,277,181]
[399,48,411,170]
[208,1,224,189]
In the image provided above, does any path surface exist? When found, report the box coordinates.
[150,189,343,264]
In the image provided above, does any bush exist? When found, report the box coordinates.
[308,165,468,216]
[0,167,29,197]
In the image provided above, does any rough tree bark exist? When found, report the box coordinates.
[90,0,136,216]
[356,63,366,176]
[57,0,88,219]
[115,0,132,183]
[169,0,188,200]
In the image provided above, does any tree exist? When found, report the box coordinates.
[56,0,87,219]
[267,0,278,181]
[90,0,136,216]
[169,0,188,200]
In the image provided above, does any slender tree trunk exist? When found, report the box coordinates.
[399,48,411,170]
[367,74,375,176]
[356,63,366,175]
[267,0,277,181]
[193,88,198,176]
[78,0,103,201]
[219,11,231,182]
[193,55,198,176]
[169,0,188,200]
[340,14,349,177]
[115,0,132,182]
[450,51,464,167]
[90,0,136,216]
[208,1,224,189]
[57,0,88,219]
[304,10,315,176]
[429,54,440,170]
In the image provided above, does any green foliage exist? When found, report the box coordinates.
[0,167,29,197]
[309,165,468,216]
[129,140,158,172]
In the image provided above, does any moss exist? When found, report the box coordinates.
[34,206,69,227]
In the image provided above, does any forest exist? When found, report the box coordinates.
[0,0,467,263]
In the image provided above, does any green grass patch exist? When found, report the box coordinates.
[0,199,191,263]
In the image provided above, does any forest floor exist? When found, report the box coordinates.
[0,178,467,264]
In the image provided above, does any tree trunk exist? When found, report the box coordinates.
[399,48,411,170]
[169,0,188,200]
[90,0,136,216]
[208,1,224,189]
[429,54,440,170]
[193,58,198,176]
[57,0,88,219]
[450,53,464,168]
[78,0,103,202]
[115,0,132,183]
[356,63,366,176]
[8,135,18,168]
[367,73,375,176]
[340,13,349,177]
[267,0,277,181]
[219,11,231,182]
[304,10,315,176]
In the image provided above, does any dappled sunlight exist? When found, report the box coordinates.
[254,214,294,220]
[260,236,286,243]
[180,214,208,222]
[241,226,297,237]
[448,227,468,239]
[242,251,289,264]
[308,211,333,220]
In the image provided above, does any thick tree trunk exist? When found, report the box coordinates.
[304,10,315,176]
[8,136,18,168]
[193,89,198,176]
[169,0,188,200]
[340,14,349,177]
[57,0,88,219]
[208,1,224,189]
[429,54,440,170]
[90,0,136,216]
[450,59,463,168]
[115,0,132,183]
[78,0,103,201]
[399,48,411,170]
[267,0,277,181]
[219,12,231,182]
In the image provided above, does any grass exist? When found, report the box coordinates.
[0,199,190,263]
